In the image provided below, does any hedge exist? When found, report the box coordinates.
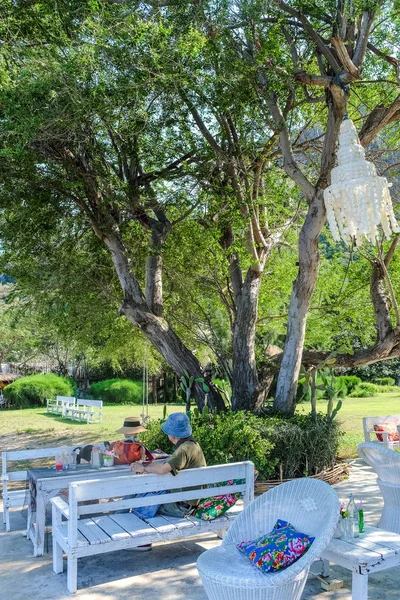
[3,374,76,408]
[89,378,143,404]
[141,410,342,481]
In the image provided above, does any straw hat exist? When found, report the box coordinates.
[116,417,147,435]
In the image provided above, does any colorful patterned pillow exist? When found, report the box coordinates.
[193,492,239,521]
[237,519,314,573]
[373,421,399,442]
[193,472,259,521]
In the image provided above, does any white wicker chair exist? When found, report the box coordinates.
[196,478,339,600]
[358,441,400,533]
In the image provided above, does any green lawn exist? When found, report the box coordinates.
[0,404,185,452]
[298,391,400,458]
[1,393,400,458]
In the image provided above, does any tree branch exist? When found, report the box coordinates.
[353,11,377,67]
[273,0,341,73]
[180,92,225,159]
[359,95,400,147]
[260,86,316,202]
[331,35,360,79]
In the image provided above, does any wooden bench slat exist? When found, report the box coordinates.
[91,515,132,541]
[58,523,90,547]
[108,512,156,537]
[77,519,111,545]
[144,515,177,533]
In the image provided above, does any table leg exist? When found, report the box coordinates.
[352,571,368,600]
[33,491,46,557]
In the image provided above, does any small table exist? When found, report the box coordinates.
[27,464,130,556]
[320,526,400,600]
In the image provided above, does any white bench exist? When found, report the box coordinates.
[47,396,76,416]
[63,399,102,424]
[1,445,77,531]
[51,461,255,593]
[362,415,400,448]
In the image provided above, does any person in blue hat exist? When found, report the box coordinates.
[131,412,206,517]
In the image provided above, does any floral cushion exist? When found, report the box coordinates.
[193,472,259,522]
[193,492,239,521]
[237,519,314,573]
[374,421,399,442]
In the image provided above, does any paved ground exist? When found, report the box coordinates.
[0,460,399,600]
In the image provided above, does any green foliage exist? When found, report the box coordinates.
[351,382,399,396]
[141,410,276,478]
[348,358,400,384]
[141,418,175,455]
[375,385,399,393]
[178,370,210,411]
[141,410,343,481]
[349,382,379,397]
[372,377,395,386]
[191,411,276,479]
[258,414,343,479]
[337,375,362,394]
[89,379,143,404]
[3,373,75,408]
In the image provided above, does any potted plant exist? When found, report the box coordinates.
[101,449,118,467]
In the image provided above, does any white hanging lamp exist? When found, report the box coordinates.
[324,117,399,246]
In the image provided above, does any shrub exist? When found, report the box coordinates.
[257,414,342,479]
[372,377,395,386]
[337,375,361,394]
[375,385,399,393]
[349,382,379,397]
[142,410,276,479]
[89,378,143,404]
[141,410,342,481]
[3,374,75,408]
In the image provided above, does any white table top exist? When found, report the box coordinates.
[322,526,400,572]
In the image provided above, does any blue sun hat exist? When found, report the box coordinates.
[161,412,192,438]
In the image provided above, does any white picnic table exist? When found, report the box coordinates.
[320,525,400,600]
[27,464,131,556]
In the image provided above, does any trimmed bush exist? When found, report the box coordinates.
[375,385,399,393]
[372,377,395,386]
[349,382,379,397]
[256,414,342,479]
[89,378,143,404]
[141,410,342,481]
[3,374,76,408]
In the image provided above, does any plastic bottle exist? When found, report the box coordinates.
[91,446,101,468]
[346,493,359,538]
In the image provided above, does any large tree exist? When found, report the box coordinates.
[1,0,400,413]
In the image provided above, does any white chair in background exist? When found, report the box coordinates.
[358,442,400,534]
[196,478,339,600]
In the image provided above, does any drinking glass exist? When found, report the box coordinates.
[55,455,63,471]
[341,518,354,541]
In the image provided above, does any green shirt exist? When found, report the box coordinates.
[167,439,207,506]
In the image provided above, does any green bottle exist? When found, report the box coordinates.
[358,509,364,533]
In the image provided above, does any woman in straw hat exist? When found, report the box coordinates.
[109,417,152,464]
[116,416,147,442]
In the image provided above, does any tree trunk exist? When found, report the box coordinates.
[274,190,326,415]
[274,87,345,416]
[231,268,263,411]
[103,231,227,411]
